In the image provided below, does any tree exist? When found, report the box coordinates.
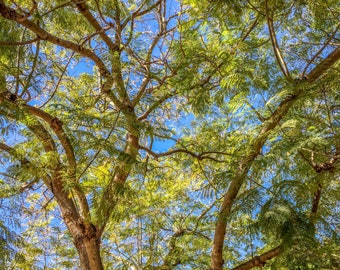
[0,0,339,269]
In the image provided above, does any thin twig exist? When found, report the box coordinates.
[39,52,75,108]
[78,111,121,180]
[302,22,340,77]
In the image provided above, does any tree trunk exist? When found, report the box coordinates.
[73,226,103,270]
[52,173,104,270]
[59,204,104,270]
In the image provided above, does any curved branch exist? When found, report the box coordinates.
[265,0,290,78]
[139,144,227,162]
[0,0,120,107]
[211,45,340,269]
[21,38,40,98]
[0,94,90,219]
[22,104,90,218]
[0,1,107,73]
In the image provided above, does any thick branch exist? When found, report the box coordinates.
[311,184,322,216]
[24,105,76,171]
[1,94,91,220]
[232,246,282,270]
[307,46,340,82]
[0,0,119,107]
[97,109,141,235]
[0,1,107,74]
[210,46,340,269]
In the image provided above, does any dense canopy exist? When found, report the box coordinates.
[0,0,339,269]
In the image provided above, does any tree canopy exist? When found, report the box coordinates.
[0,0,339,269]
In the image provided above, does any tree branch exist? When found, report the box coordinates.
[302,22,340,77]
[0,0,120,107]
[0,1,107,73]
[0,37,39,45]
[0,93,90,219]
[0,142,49,190]
[265,0,290,78]
[139,144,226,162]
[71,0,117,51]
[307,46,340,82]
[231,246,282,270]
[210,45,340,269]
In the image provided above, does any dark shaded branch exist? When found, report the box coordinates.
[311,184,322,216]
[139,145,227,162]
[0,37,39,45]
[231,246,282,270]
